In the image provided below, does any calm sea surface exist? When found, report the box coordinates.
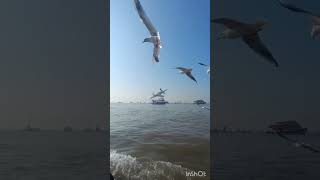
[0,131,107,180]
[214,133,320,180]
[110,103,210,180]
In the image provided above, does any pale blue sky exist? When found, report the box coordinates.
[110,0,210,103]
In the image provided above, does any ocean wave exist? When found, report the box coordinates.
[110,150,192,180]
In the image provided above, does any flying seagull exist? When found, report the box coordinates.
[150,94,164,99]
[279,0,320,39]
[134,0,162,63]
[277,132,320,153]
[175,67,197,83]
[150,88,167,99]
[159,88,167,94]
[198,63,210,74]
[213,18,279,67]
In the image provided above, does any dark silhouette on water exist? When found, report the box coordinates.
[276,132,320,153]
[269,121,320,153]
[269,121,307,135]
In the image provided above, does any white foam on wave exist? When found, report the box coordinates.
[110,150,192,180]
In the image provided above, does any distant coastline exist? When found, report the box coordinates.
[110,102,211,104]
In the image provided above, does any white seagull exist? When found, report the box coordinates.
[150,88,167,99]
[213,18,279,67]
[134,0,162,63]
[159,88,167,94]
[175,67,197,83]
[279,0,320,39]
[198,63,210,75]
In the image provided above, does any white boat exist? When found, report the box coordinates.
[152,97,168,105]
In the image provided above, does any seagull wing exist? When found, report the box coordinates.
[212,18,253,34]
[134,0,158,36]
[186,72,197,83]
[198,63,208,67]
[279,0,317,16]
[300,143,320,153]
[242,34,279,67]
[153,45,160,62]
[176,67,187,71]
[276,132,296,143]
[212,18,248,29]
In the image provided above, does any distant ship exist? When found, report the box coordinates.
[23,121,40,132]
[152,97,168,105]
[269,121,307,135]
[64,126,73,132]
[194,100,207,105]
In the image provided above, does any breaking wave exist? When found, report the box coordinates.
[110,150,192,180]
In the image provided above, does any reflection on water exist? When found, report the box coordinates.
[0,131,107,180]
[214,134,320,180]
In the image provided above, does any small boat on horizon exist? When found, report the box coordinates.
[194,99,207,105]
[152,97,168,105]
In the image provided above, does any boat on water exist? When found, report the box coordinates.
[194,99,207,105]
[152,97,168,105]
[269,121,307,135]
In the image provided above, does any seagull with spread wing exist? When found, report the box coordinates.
[175,67,197,83]
[279,0,320,39]
[213,18,279,67]
[198,63,210,75]
[134,0,162,63]
[159,88,167,94]
[150,88,167,99]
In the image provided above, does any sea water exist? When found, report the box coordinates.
[110,103,210,180]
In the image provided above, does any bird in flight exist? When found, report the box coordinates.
[150,88,167,99]
[213,18,279,67]
[133,0,162,63]
[175,67,197,83]
[159,88,167,94]
[279,0,320,39]
[198,62,210,75]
